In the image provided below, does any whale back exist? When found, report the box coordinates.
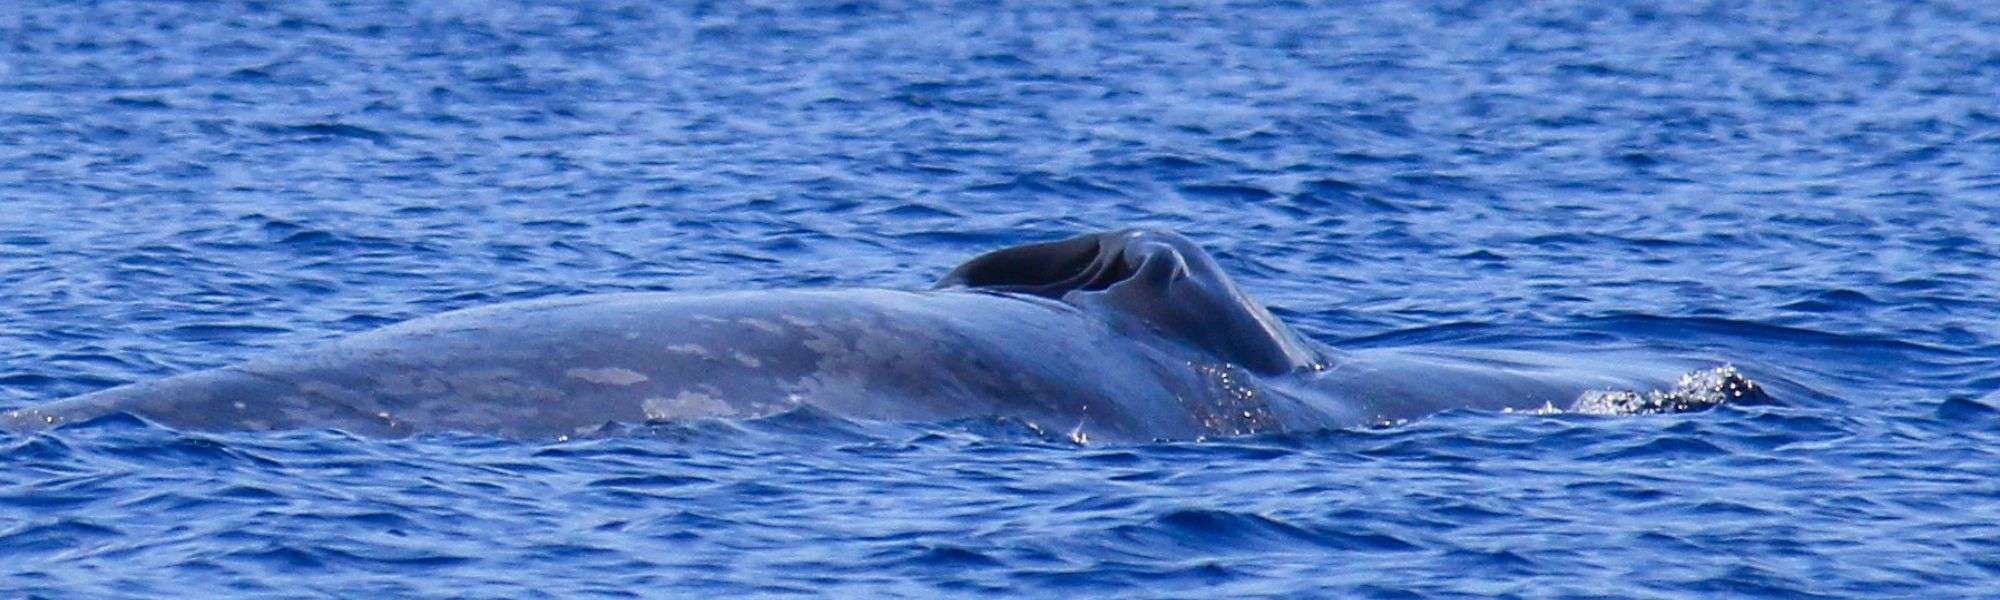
[936,228,1323,374]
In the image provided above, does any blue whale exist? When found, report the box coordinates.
[3,229,1764,441]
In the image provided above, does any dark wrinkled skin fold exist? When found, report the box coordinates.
[4,229,1769,441]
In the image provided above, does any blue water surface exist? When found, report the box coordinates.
[4,0,1999,597]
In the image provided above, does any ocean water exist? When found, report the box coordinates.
[3,0,1998,597]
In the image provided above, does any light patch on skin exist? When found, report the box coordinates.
[732,351,762,368]
[800,326,847,356]
[641,389,736,419]
[739,318,784,334]
[565,367,650,386]
[664,344,715,360]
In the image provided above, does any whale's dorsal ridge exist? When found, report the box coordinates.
[936,228,1323,374]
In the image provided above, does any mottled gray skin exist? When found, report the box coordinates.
[3,229,1761,441]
